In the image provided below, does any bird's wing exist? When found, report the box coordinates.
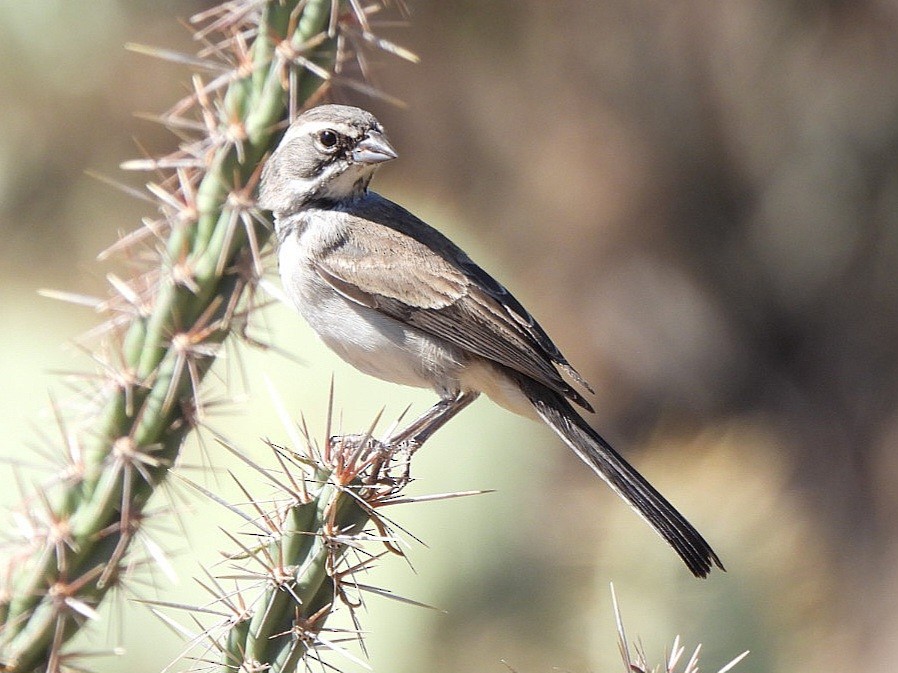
[313,199,594,411]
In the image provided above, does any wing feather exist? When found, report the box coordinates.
[315,196,594,411]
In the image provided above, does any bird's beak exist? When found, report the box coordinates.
[352,131,398,165]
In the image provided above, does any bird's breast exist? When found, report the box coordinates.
[277,222,466,395]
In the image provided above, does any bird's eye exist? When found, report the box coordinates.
[317,129,339,149]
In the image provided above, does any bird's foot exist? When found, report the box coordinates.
[328,433,418,488]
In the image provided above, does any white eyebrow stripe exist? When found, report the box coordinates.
[284,120,359,142]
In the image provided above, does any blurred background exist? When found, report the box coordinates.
[2,1,898,671]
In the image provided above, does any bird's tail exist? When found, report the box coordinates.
[514,374,723,578]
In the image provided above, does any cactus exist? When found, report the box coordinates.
[0,2,414,671]
[155,403,443,673]
[612,585,749,673]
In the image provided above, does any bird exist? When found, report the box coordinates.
[258,104,723,577]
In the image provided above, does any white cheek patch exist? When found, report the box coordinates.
[286,175,319,197]
[286,164,364,199]
[319,166,373,199]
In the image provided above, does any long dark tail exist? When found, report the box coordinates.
[515,375,723,578]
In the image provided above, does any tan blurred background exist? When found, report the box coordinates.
[2,1,898,671]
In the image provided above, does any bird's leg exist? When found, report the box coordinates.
[384,391,479,485]
[328,392,479,489]
[387,390,480,450]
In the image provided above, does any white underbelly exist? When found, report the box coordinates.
[278,229,537,419]
[312,294,456,390]
[279,233,463,392]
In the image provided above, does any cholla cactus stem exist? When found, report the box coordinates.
[0,1,393,669]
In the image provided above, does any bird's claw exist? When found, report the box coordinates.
[327,433,418,487]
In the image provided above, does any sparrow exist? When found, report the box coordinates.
[259,104,723,577]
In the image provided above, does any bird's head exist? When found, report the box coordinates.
[259,104,397,216]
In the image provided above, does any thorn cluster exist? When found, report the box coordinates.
[612,584,749,673]
[0,2,414,671]
[157,384,469,673]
